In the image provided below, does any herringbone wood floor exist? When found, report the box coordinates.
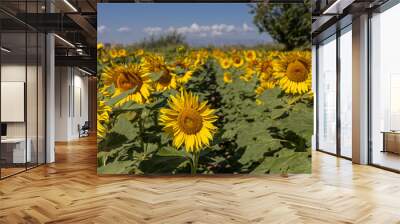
[1,136,400,224]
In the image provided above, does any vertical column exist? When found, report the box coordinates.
[46,33,55,163]
[0,22,2,179]
[88,77,97,134]
[46,1,55,163]
[352,14,369,164]
[312,45,317,151]
[336,28,341,157]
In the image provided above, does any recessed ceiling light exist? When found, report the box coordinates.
[1,47,11,53]
[78,67,93,76]
[322,0,354,15]
[54,34,75,48]
[63,0,78,12]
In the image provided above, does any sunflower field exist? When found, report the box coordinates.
[97,44,313,175]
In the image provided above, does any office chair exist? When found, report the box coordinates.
[79,121,90,138]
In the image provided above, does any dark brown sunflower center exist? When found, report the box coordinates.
[286,60,308,82]
[234,57,241,64]
[260,62,271,73]
[158,70,172,86]
[116,71,143,91]
[251,60,259,66]
[178,108,203,135]
[247,52,254,59]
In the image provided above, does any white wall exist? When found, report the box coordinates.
[370,4,400,159]
[1,65,35,138]
[312,45,317,150]
[317,36,337,154]
[1,64,26,81]
[55,66,69,141]
[54,67,89,141]
[1,63,46,164]
[339,28,353,158]
[72,73,89,138]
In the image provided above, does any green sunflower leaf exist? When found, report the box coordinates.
[149,71,164,81]
[106,86,138,106]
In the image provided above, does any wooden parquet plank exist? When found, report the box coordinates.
[0,136,400,223]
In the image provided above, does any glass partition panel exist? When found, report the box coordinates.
[339,26,352,158]
[38,32,45,165]
[1,31,27,177]
[371,4,400,171]
[317,35,337,154]
[27,31,38,169]
[0,0,46,179]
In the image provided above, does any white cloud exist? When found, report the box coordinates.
[211,30,223,37]
[143,26,163,35]
[211,24,235,33]
[159,23,256,38]
[242,23,254,32]
[199,33,208,37]
[142,23,256,38]
[98,25,106,34]
[117,27,131,32]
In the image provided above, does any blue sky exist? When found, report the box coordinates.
[97,3,273,46]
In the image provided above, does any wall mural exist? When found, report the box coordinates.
[97,3,312,175]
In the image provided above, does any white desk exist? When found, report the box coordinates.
[1,138,31,163]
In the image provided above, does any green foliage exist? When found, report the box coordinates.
[126,32,188,51]
[208,63,312,174]
[97,48,312,175]
[250,2,311,50]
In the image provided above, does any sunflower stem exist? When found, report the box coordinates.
[191,151,200,175]
[138,112,145,152]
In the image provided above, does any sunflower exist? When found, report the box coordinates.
[98,86,111,98]
[97,101,112,140]
[255,86,265,96]
[159,91,218,152]
[273,52,311,94]
[97,120,107,140]
[177,45,186,52]
[192,50,208,68]
[256,59,274,81]
[135,49,144,56]
[244,50,256,62]
[212,49,225,59]
[156,68,177,91]
[232,55,244,68]
[260,81,276,89]
[142,54,177,91]
[118,49,127,57]
[195,50,208,68]
[102,64,152,104]
[220,58,232,69]
[247,59,259,69]
[109,49,118,58]
[97,101,112,121]
[141,54,162,71]
[177,70,193,84]
[240,68,254,82]
[97,43,104,50]
[173,57,194,84]
[223,72,233,83]
[255,99,264,106]
[255,81,276,96]
[173,56,191,69]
